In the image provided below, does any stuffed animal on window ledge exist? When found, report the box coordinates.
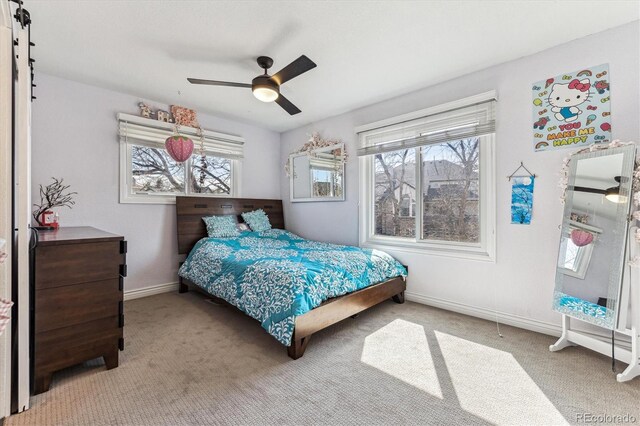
[138,102,153,118]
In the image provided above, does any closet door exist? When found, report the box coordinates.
[14,22,32,413]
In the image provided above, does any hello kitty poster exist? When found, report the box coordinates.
[532,64,610,152]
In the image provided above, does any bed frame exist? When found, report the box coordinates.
[176,196,406,359]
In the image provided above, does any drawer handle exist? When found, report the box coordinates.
[120,240,128,254]
[119,264,127,277]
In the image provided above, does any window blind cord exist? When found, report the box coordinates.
[495,314,503,338]
[491,276,503,338]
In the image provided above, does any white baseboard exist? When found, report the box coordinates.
[405,291,561,337]
[124,281,179,301]
[405,291,632,349]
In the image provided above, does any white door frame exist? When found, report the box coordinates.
[0,0,14,419]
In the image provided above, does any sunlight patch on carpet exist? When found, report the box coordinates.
[435,331,568,425]
[361,319,442,398]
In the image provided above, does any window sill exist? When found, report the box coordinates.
[361,237,495,262]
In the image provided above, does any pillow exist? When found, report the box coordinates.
[237,223,250,232]
[202,215,240,238]
[241,209,272,232]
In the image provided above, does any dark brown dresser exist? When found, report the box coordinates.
[32,226,127,394]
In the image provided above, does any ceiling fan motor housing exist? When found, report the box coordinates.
[252,75,280,96]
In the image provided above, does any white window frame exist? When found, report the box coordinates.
[118,113,243,204]
[558,221,601,279]
[357,92,497,261]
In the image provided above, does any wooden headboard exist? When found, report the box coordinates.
[176,196,284,254]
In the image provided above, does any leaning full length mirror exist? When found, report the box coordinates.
[290,143,345,202]
[553,145,636,329]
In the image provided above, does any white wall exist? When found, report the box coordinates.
[280,22,640,331]
[32,74,281,292]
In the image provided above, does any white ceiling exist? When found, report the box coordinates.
[28,1,639,132]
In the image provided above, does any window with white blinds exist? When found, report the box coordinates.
[117,113,244,204]
[358,97,495,156]
[357,92,497,260]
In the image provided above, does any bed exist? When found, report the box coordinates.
[176,196,407,359]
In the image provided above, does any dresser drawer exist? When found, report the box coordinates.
[35,241,123,289]
[35,279,121,332]
[35,317,122,372]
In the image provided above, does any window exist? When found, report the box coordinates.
[358,93,496,260]
[118,114,243,204]
[557,224,599,279]
[131,145,185,195]
[421,140,480,243]
[374,149,416,236]
[191,153,232,195]
[312,168,342,198]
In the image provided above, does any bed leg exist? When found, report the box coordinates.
[178,279,189,294]
[287,334,311,360]
[392,291,405,304]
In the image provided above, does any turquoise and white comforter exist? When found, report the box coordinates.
[178,229,407,346]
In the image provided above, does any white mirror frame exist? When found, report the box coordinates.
[554,143,637,330]
[289,143,346,203]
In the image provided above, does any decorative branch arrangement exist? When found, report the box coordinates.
[284,132,347,177]
[32,177,77,226]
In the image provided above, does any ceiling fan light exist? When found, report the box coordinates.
[605,185,626,203]
[251,75,279,103]
[605,192,627,204]
[253,87,279,103]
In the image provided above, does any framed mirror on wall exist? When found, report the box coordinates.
[289,143,345,202]
[553,145,636,330]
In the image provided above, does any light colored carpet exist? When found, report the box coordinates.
[6,291,640,426]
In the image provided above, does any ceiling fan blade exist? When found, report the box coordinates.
[187,78,251,88]
[275,93,301,115]
[271,55,317,85]
[571,186,607,195]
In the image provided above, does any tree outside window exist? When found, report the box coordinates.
[373,138,480,243]
[130,144,232,197]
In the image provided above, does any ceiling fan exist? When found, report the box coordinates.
[571,176,626,203]
[187,55,317,115]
